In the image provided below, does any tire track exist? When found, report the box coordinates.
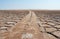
[5,11,44,39]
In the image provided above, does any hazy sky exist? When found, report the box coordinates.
[0,0,60,10]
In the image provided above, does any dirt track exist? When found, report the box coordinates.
[5,11,44,39]
[0,11,60,39]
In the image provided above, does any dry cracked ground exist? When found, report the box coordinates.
[0,10,60,39]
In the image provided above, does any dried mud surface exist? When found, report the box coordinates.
[0,10,60,39]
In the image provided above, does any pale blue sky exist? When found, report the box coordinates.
[0,0,60,10]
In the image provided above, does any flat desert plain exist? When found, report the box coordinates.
[0,10,60,39]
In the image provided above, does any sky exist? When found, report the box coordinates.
[0,0,60,10]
